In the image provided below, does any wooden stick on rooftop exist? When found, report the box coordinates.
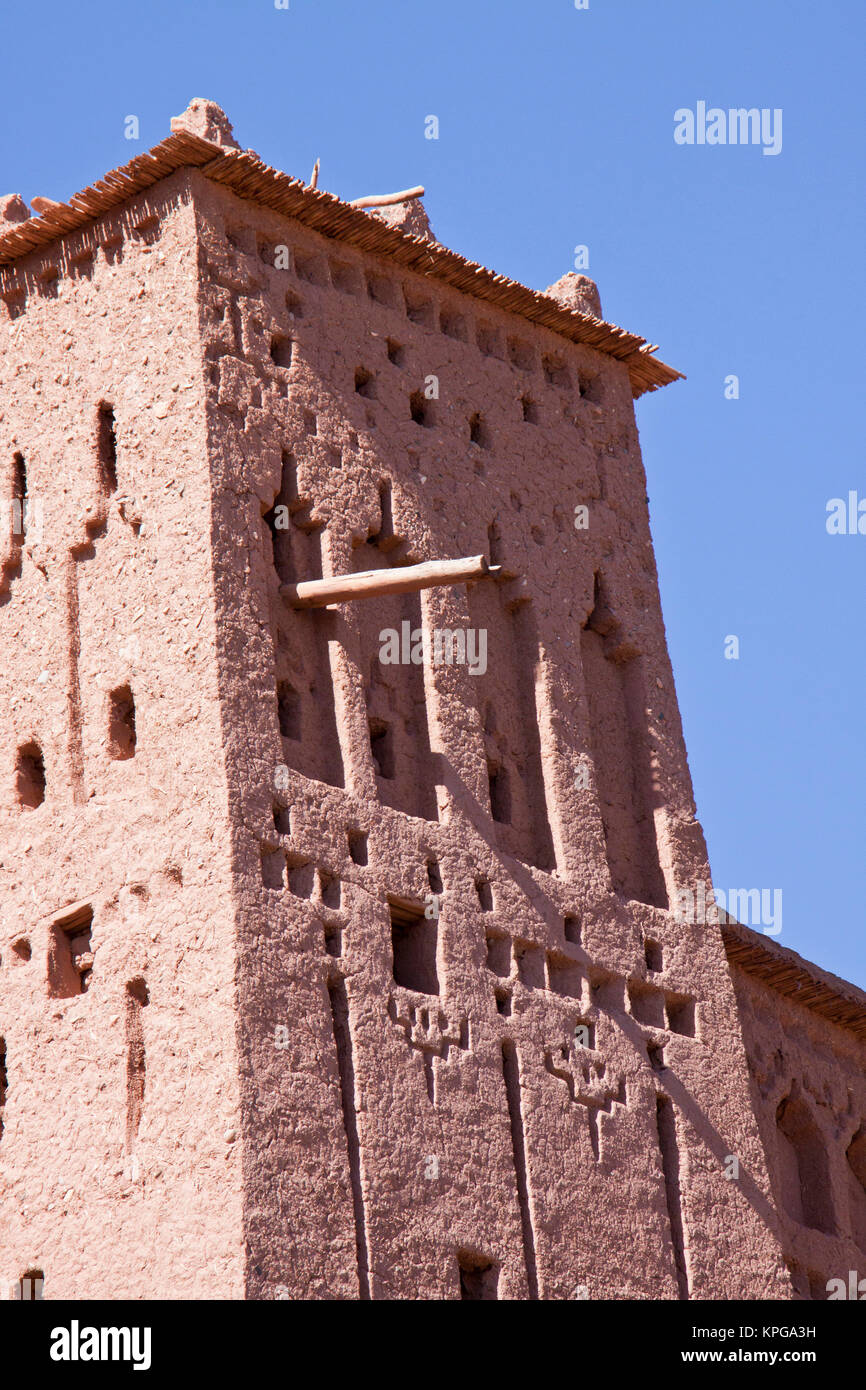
[282,554,500,609]
[349,185,425,210]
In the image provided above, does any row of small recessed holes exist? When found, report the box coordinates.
[263,813,584,943]
[227,227,600,397]
[0,218,162,320]
[264,331,582,441]
[262,832,496,910]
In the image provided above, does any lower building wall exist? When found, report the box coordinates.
[731,964,866,1300]
[230,765,793,1300]
[0,842,246,1301]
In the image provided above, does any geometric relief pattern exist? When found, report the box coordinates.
[387,991,469,1059]
[543,1035,626,1112]
[543,1034,628,1162]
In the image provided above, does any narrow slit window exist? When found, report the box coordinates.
[476,879,494,911]
[369,720,395,779]
[125,978,148,1148]
[16,742,45,810]
[485,934,510,977]
[12,452,27,537]
[97,404,118,494]
[665,994,696,1037]
[645,938,663,972]
[264,450,300,584]
[515,941,545,989]
[287,859,315,898]
[107,685,136,759]
[354,366,377,399]
[469,412,489,447]
[48,905,94,998]
[409,390,430,426]
[390,898,439,995]
[319,872,342,909]
[261,846,286,891]
[487,522,503,568]
[270,335,293,368]
[0,1037,7,1141]
[488,761,511,824]
[457,1253,499,1301]
[348,830,368,865]
[278,682,302,741]
[564,915,582,946]
[371,479,398,551]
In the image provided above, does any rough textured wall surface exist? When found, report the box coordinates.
[5,137,859,1301]
[731,962,866,1300]
[0,172,244,1299]
[191,170,790,1300]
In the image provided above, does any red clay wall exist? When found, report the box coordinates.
[7,156,852,1300]
[731,963,866,1299]
[193,172,791,1299]
[0,173,244,1299]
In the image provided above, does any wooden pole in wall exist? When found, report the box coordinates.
[349,185,425,210]
[281,554,501,609]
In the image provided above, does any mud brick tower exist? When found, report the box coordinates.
[1,101,862,1302]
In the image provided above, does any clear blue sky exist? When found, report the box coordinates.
[2,0,863,984]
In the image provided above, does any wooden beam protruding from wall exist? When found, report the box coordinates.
[349,185,425,210]
[281,554,501,609]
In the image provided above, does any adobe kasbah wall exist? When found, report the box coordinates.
[724,923,866,1300]
[0,161,245,1299]
[0,100,861,1301]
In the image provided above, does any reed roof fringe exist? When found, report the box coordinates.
[723,917,866,1041]
[0,132,682,398]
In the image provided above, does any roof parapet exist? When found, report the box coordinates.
[546,271,603,321]
[0,110,682,397]
[170,98,240,150]
[0,193,30,225]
